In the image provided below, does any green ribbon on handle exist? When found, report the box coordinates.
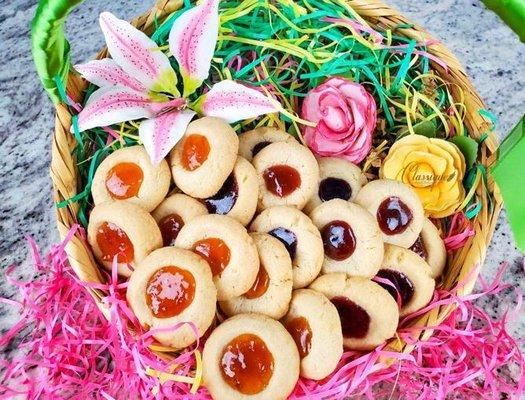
[482,0,525,42]
[492,115,525,252]
[31,0,85,104]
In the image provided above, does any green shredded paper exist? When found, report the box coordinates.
[48,0,497,229]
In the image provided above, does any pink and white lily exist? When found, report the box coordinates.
[74,1,278,164]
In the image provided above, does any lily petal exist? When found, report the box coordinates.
[169,0,219,97]
[194,80,279,123]
[77,86,155,132]
[139,110,196,165]
[75,59,147,92]
[99,12,179,95]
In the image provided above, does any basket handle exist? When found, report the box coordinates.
[31,0,85,104]
[482,0,525,43]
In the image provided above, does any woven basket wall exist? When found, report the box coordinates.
[49,0,503,357]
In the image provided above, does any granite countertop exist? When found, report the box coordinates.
[0,0,523,357]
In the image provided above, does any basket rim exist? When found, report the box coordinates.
[48,0,503,360]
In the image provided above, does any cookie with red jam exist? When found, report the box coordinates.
[253,141,319,211]
[309,199,383,278]
[310,273,399,350]
[375,244,435,317]
[355,179,424,248]
[151,193,208,247]
[408,218,447,278]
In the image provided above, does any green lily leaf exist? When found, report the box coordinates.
[398,120,437,139]
[450,135,479,168]
[413,120,437,138]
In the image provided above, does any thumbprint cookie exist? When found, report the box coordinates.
[170,117,239,198]
[408,218,447,278]
[375,244,435,317]
[151,193,208,247]
[355,179,424,248]
[310,273,399,351]
[309,199,383,278]
[220,233,293,319]
[238,126,297,162]
[87,202,162,277]
[304,157,366,214]
[282,289,343,380]
[91,146,171,211]
[253,141,320,211]
[175,215,259,301]
[202,157,258,226]
[202,313,300,400]
[251,206,323,289]
[126,247,216,349]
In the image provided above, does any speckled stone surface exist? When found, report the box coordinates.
[0,0,523,372]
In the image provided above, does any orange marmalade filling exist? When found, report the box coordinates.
[243,265,270,299]
[181,134,210,171]
[146,266,196,318]
[220,333,274,395]
[96,222,134,263]
[285,316,312,359]
[105,162,144,199]
[192,238,230,277]
[158,213,185,247]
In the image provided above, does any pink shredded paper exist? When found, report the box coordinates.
[444,212,476,252]
[0,229,523,399]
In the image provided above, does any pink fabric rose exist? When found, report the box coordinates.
[301,77,377,164]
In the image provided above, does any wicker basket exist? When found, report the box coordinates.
[36,0,502,367]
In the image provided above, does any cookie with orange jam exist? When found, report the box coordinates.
[219,233,293,319]
[253,141,319,211]
[202,313,299,400]
[126,247,216,349]
[175,214,259,301]
[170,117,239,198]
[91,145,171,211]
[151,193,208,247]
[282,289,343,380]
[87,201,162,277]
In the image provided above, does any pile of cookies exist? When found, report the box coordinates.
[87,117,446,400]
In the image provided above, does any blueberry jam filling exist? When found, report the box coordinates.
[268,227,297,260]
[318,177,352,202]
[204,175,238,215]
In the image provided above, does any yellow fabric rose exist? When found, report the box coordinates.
[380,134,466,218]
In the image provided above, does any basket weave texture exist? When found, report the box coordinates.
[49,0,502,356]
